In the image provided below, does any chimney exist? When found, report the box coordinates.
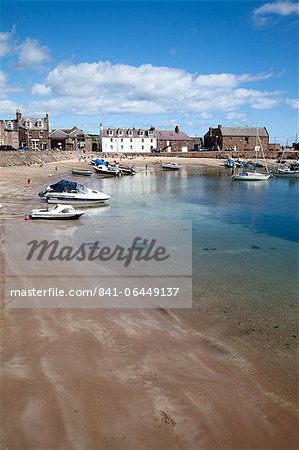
[99,122,103,135]
[175,125,180,134]
[16,109,22,121]
[209,127,213,137]
[218,124,222,129]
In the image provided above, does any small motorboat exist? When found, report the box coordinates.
[94,165,120,177]
[161,162,181,170]
[29,204,85,220]
[71,168,93,176]
[39,179,110,206]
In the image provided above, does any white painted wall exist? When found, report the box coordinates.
[101,137,156,153]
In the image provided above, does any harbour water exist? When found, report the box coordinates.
[1,162,298,402]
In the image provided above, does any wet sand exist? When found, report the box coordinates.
[0,158,298,450]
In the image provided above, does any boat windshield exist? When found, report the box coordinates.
[49,179,87,193]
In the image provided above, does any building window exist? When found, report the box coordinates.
[121,138,123,142]
[150,139,153,142]
[36,120,44,128]
[130,138,133,142]
[110,138,113,142]
[25,120,32,128]
[121,145,124,150]
[130,145,133,149]
[139,130,144,136]
[6,121,13,130]
[28,131,32,138]
[118,129,123,136]
[108,130,113,136]
[141,145,144,150]
[39,131,43,138]
[110,145,113,149]
[128,130,133,136]
[141,138,144,143]
[245,136,249,143]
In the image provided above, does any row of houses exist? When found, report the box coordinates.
[1,109,284,154]
[0,110,92,152]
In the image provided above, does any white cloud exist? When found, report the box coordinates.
[28,61,281,117]
[253,1,299,25]
[0,29,14,57]
[0,99,19,115]
[18,38,50,68]
[254,1,299,16]
[0,70,7,85]
[286,98,299,109]
[225,112,247,120]
[31,83,52,96]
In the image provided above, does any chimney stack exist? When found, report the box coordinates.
[175,125,180,134]
[16,109,22,121]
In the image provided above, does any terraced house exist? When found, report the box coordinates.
[99,124,156,153]
[0,109,50,149]
[99,124,194,153]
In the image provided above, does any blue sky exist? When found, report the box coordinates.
[0,1,298,143]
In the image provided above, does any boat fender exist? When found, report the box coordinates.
[24,215,30,221]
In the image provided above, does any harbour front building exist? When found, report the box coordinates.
[49,127,92,151]
[99,125,156,153]
[0,109,50,149]
[204,125,269,152]
[156,126,194,152]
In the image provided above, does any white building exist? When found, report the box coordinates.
[99,124,157,153]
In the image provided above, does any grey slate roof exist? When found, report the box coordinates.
[18,117,47,130]
[1,119,18,131]
[219,127,268,137]
[101,128,155,138]
[49,129,68,139]
[156,130,192,141]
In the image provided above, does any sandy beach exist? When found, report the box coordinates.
[0,157,298,450]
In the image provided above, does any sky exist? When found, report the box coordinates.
[0,1,298,143]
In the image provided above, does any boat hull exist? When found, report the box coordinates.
[71,169,93,176]
[30,213,84,220]
[233,173,270,181]
[46,197,109,206]
[273,172,299,178]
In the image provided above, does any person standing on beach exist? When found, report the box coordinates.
[27,178,31,186]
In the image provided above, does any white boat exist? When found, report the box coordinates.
[161,162,181,170]
[232,172,270,181]
[94,165,120,177]
[39,179,110,206]
[273,164,299,178]
[71,168,93,176]
[29,204,85,220]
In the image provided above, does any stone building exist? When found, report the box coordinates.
[204,125,269,152]
[100,125,156,153]
[0,109,50,149]
[0,118,19,148]
[156,126,194,152]
[17,110,50,149]
[49,127,92,152]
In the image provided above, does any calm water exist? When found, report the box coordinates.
[76,165,298,331]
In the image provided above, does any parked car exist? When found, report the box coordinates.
[0,145,17,151]
[18,146,33,151]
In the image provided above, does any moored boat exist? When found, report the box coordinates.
[71,168,94,176]
[161,162,181,170]
[39,179,110,206]
[94,165,120,177]
[232,171,270,181]
[29,204,85,220]
[272,163,299,178]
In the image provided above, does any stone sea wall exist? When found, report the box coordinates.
[0,150,83,167]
